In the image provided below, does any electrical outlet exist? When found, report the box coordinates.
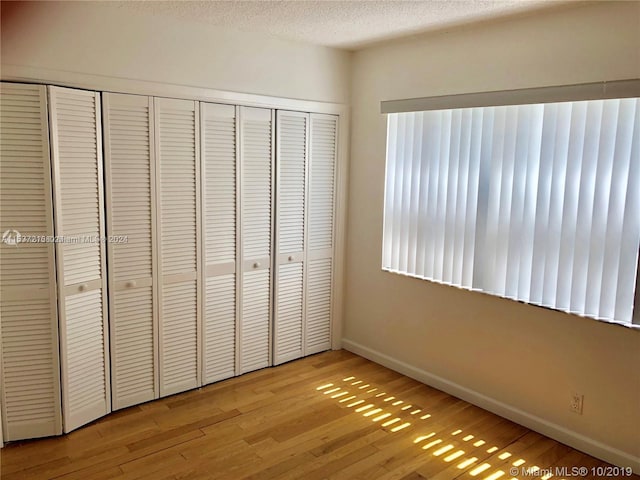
[570,392,584,414]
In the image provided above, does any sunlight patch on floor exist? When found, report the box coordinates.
[313,376,568,480]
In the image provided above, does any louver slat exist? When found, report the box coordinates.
[155,97,200,396]
[49,86,110,433]
[103,93,157,409]
[0,83,61,440]
[201,103,237,384]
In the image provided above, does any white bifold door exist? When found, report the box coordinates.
[104,95,201,402]
[102,93,158,410]
[239,107,274,374]
[1,84,337,442]
[273,112,338,365]
[0,82,62,440]
[305,114,338,354]
[48,86,110,433]
[274,111,308,364]
[155,98,201,396]
[201,103,238,383]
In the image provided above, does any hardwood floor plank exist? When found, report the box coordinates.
[1,350,635,480]
[241,452,317,480]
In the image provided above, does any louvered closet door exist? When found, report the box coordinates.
[201,103,238,384]
[155,97,201,396]
[48,86,110,433]
[239,106,274,374]
[0,83,62,440]
[305,114,338,355]
[274,111,308,365]
[103,93,158,409]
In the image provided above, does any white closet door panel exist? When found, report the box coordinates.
[0,298,60,439]
[306,258,332,354]
[239,107,273,374]
[49,86,109,433]
[52,89,103,287]
[204,274,236,383]
[104,94,154,282]
[241,107,273,261]
[308,114,338,252]
[276,112,307,255]
[201,103,237,384]
[240,269,271,373]
[202,103,236,266]
[161,281,199,396]
[155,97,201,395]
[0,83,53,289]
[274,263,304,364]
[103,93,157,409]
[273,111,307,365]
[305,114,338,355]
[111,287,155,408]
[0,83,61,440]
[63,290,108,430]
[156,98,199,276]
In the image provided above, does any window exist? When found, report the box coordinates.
[382,92,639,326]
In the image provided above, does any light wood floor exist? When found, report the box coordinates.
[1,350,636,480]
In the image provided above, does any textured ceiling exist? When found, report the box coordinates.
[116,0,565,50]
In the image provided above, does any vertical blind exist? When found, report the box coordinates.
[382,98,640,325]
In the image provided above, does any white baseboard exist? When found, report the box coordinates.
[342,338,640,474]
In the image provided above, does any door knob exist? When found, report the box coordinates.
[78,284,88,292]
[253,262,260,268]
[126,280,137,288]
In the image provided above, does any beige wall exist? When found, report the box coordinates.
[346,0,640,467]
[0,1,350,104]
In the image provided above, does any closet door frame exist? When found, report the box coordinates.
[48,86,111,432]
[235,105,243,376]
[103,93,159,409]
[234,106,243,375]
[328,114,341,351]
